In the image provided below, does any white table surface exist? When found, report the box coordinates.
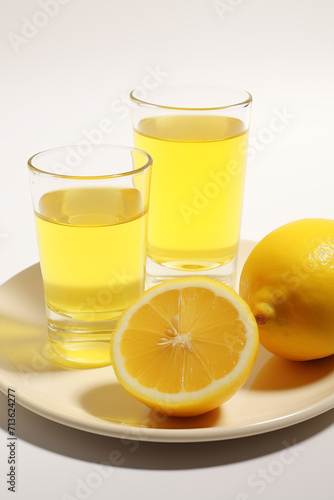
[1,0,333,498]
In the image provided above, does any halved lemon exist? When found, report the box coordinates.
[111,277,259,417]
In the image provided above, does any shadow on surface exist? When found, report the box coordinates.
[0,391,332,471]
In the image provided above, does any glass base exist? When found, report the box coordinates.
[145,255,238,290]
[46,306,117,367]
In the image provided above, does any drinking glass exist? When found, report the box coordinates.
[28,145,152,366]
[130,85,252,288]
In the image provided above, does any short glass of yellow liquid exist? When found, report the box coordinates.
[27,145,152,366]
[130,85,252,288]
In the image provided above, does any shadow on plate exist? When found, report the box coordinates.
[249,353,334,391]
[80,382,221,430]
[0,306,80,374]
[0,263,111,373]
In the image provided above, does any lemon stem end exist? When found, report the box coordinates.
[254,302,276,325]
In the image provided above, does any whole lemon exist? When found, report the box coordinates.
[239,218,334,360]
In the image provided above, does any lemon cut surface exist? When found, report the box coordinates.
[111,278,259,416]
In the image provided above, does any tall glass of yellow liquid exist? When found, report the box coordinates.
[27,145,152,366]
[130,86,252,288]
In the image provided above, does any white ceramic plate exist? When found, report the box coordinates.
[0,241,333,443]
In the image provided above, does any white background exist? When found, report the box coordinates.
[0,0,333,499]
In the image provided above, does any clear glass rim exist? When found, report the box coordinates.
[27,144,152,180]
[130,85,252,111]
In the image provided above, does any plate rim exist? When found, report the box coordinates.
[1,353,333,443]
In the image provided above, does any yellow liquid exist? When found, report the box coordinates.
[134,115,248,270]
[35,187,148,321]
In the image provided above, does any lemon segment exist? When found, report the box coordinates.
[111,277,258,417]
